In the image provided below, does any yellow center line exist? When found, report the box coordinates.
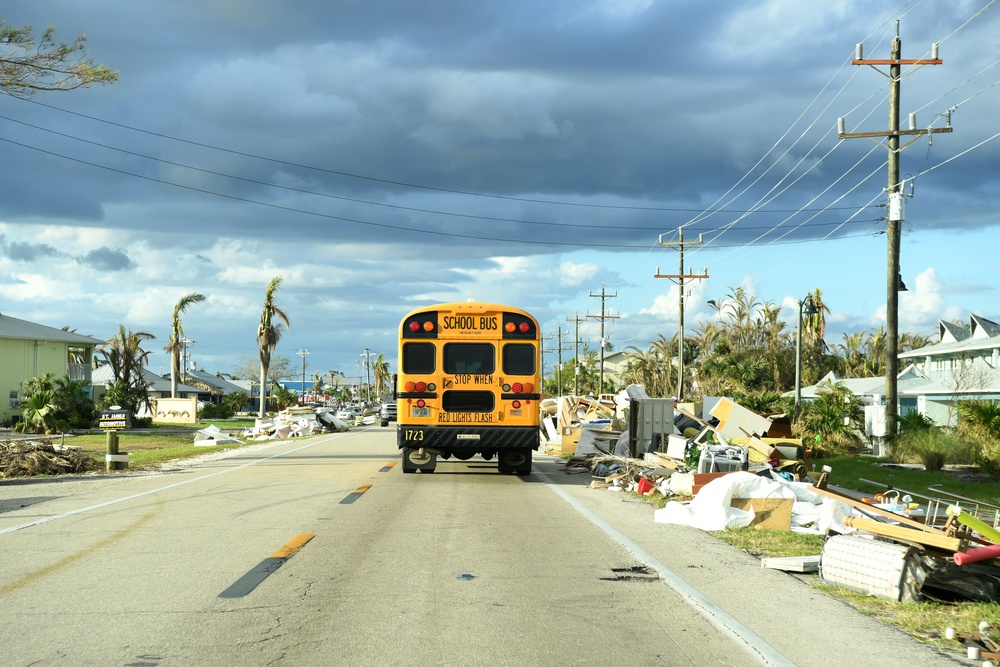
[269,533,316,559]
[0,507,159,596]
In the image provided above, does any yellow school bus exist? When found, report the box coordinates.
[396,302,541,474]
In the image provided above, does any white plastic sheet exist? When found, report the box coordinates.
[653,471,848,533]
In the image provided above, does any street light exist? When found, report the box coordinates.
[297,349,310,405]
[794,295,818,418]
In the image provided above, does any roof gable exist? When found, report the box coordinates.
[939,320,970,343]
[971,314,1000,339]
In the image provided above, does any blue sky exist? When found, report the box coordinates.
[1,0,998,384]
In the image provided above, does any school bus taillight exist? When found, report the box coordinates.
[408,320,435,333]
[416,399,426,408]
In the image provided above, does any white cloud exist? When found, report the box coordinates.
[558,260,600,287]
[870,267,965,334]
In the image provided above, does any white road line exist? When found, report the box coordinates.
[0,434,352,537]
[535,468,797,667]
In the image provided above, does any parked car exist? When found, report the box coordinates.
[380,400,397,427]
[335,406,363,421]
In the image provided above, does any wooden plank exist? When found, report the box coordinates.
[761,555,820,573]
[809,484,944,535]
[843,517,963,552]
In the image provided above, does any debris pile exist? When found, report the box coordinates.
[540,393,625,456]
[810,468,1000,604]
[241,406,353,441]
[567,391,1000,604]
[0,439,99,478]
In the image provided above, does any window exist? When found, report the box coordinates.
[502,343,536,375]
[402,342,435,374]
[9,390,19,408]
[443,343,495,375]
[442,390,494,412]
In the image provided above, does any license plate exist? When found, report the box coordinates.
[412,407,430,417]
[509,409,522,417]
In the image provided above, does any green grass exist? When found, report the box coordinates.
[814,455,1000,505]
[58,429,261,470]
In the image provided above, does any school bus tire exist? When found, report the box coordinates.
[498,450,531,476]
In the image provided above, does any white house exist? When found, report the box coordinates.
[799,313,1000,431]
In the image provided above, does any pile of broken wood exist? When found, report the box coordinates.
[0,439,99,478]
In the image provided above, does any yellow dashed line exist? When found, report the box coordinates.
[269,533,316,559]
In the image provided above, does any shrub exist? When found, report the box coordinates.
[891,427,968,472]
[198,403,233,420]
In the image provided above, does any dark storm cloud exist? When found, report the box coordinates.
[1,1,998,377]
[2,237,61,262]
[79,247,133,271]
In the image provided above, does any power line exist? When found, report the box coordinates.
[0,132,884,250]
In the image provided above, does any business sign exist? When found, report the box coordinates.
[98,408,132,430]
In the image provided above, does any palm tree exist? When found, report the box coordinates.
[165,292,206,398]
[257,276,290,418]
[20,390,56,433]
[833,330,867,378]
[52,376,96,429]
[371,353,391,400]
[98,325,156,417]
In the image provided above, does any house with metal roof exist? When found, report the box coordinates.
[0,312,104,425]
[798,313,1000,431]
[91,365,207,417]
[164,368,247,403]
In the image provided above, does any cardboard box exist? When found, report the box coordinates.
[730,497,793,530]
[561,427,582,455]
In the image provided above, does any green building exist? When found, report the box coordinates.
[0,312,103,425]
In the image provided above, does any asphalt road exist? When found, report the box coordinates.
[0,429,965,666]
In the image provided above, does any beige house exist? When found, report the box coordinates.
[0,313,103,425]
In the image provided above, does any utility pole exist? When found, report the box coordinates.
[360,348,375,404]
[838,22,950,437]
[566,312,585,396]
[296,348,310,404]
[657,229,709,401]
[547,326,572,396]
[180,337,195,385]
[587,287,619,394]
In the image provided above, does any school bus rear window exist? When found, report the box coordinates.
[402,342,435,374]
[502,343,535,375]
[443,343,495,375]
[442,390,495,412]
